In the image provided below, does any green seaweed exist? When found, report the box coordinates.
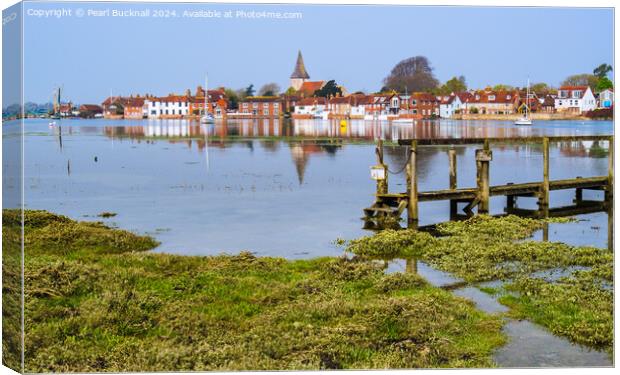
[5,210,506,372]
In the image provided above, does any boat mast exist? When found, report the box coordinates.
[204,74,208,116]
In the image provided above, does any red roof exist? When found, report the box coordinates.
[241,96,281,103]
[298,81,325,96]
[467,90,518,104]
[298,97,327,105]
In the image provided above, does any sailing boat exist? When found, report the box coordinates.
[392,88,414,124]
[515,79,533,126]
[200,74,215,124]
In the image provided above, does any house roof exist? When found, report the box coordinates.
[291,50,310,79]
[329,96,352,104]
[411,92,439,102]
[559,85,590,91]
[298,97,327,106]
[241,96,281,103]
[455,92,473,103]
[80,104,103,112]
[124,98,145,107]
[151,95,190,103]
[297,81,325,96]
[467,90,517,104]
[439,95,456,105]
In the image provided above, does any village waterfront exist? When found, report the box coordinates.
[3,116,614,370]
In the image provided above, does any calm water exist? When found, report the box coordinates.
[19,118,613,257]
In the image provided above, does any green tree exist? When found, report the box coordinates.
[596,76,613,92]
[593,63,613,79]
[244,84,255,97]
[224,88,239,110]
[284,87,297,96]
[436,76,467,95]
[383,56,439,93]
[561,74,599,88]
[313,80,343,98]
[530,82,553,95]
[492,84,514,91]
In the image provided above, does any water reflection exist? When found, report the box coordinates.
[96,118,613,142]
[24,118,613,256]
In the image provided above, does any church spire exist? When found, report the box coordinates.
[290,50,310,79]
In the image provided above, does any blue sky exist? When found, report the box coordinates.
[20,1,613,104]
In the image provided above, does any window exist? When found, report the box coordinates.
[274,103,279,108]
[165,109,169,115]
[559,90,569,98]
[243,103,248,108]
[253,103,258,109]
[274,109,279,115]
[572,91,582,98]
[172,109,175,115]
[488,95,495,101]
[263,109,269,115]
[475,95,480,100]
[151,110,156,115]
[263,103,269,109]
[411,100,416,106]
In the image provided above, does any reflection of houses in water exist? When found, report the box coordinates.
[558,140,609,158]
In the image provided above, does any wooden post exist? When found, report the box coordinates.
[406,258,418,274]
[542,221,549,242]
[407,140,418,228]
[476,139,491,214]
[376,139,388,195]
[540,137,550,217]
[607,136,613,201]
[449,148,457,218]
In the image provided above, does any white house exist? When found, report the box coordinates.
[438,94,464,118]
[293,97,327,118]
[598,89,614,108]
[146,95,190,118]
[554,86,597,113]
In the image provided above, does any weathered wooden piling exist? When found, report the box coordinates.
[448,148,457,218]
[539,137,550,217]
[375,139,388,195]
[476,140,491,214]
[407,140,418,228]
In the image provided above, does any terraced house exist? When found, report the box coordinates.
[146,95,191,119]
[237,96,283,118]
[463,89,519,115]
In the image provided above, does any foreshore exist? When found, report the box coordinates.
[2,209,612,372]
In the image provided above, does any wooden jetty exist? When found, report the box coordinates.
[363,135,613,229]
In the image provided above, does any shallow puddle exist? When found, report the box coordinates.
[386,258,612,367]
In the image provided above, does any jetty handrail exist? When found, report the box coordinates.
[397,135,612,146]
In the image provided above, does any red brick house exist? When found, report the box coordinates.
[123,97,146,119]
[463,90,519,115]
[237,96,283,118]
[189,88,228,118]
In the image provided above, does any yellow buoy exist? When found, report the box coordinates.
[340,120,347,127]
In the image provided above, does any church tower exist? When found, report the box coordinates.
[290,50,310,91]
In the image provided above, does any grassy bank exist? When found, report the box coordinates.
[346,215,613,353]
[4,210,506,372]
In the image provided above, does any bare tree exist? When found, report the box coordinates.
[383,56,439,93]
